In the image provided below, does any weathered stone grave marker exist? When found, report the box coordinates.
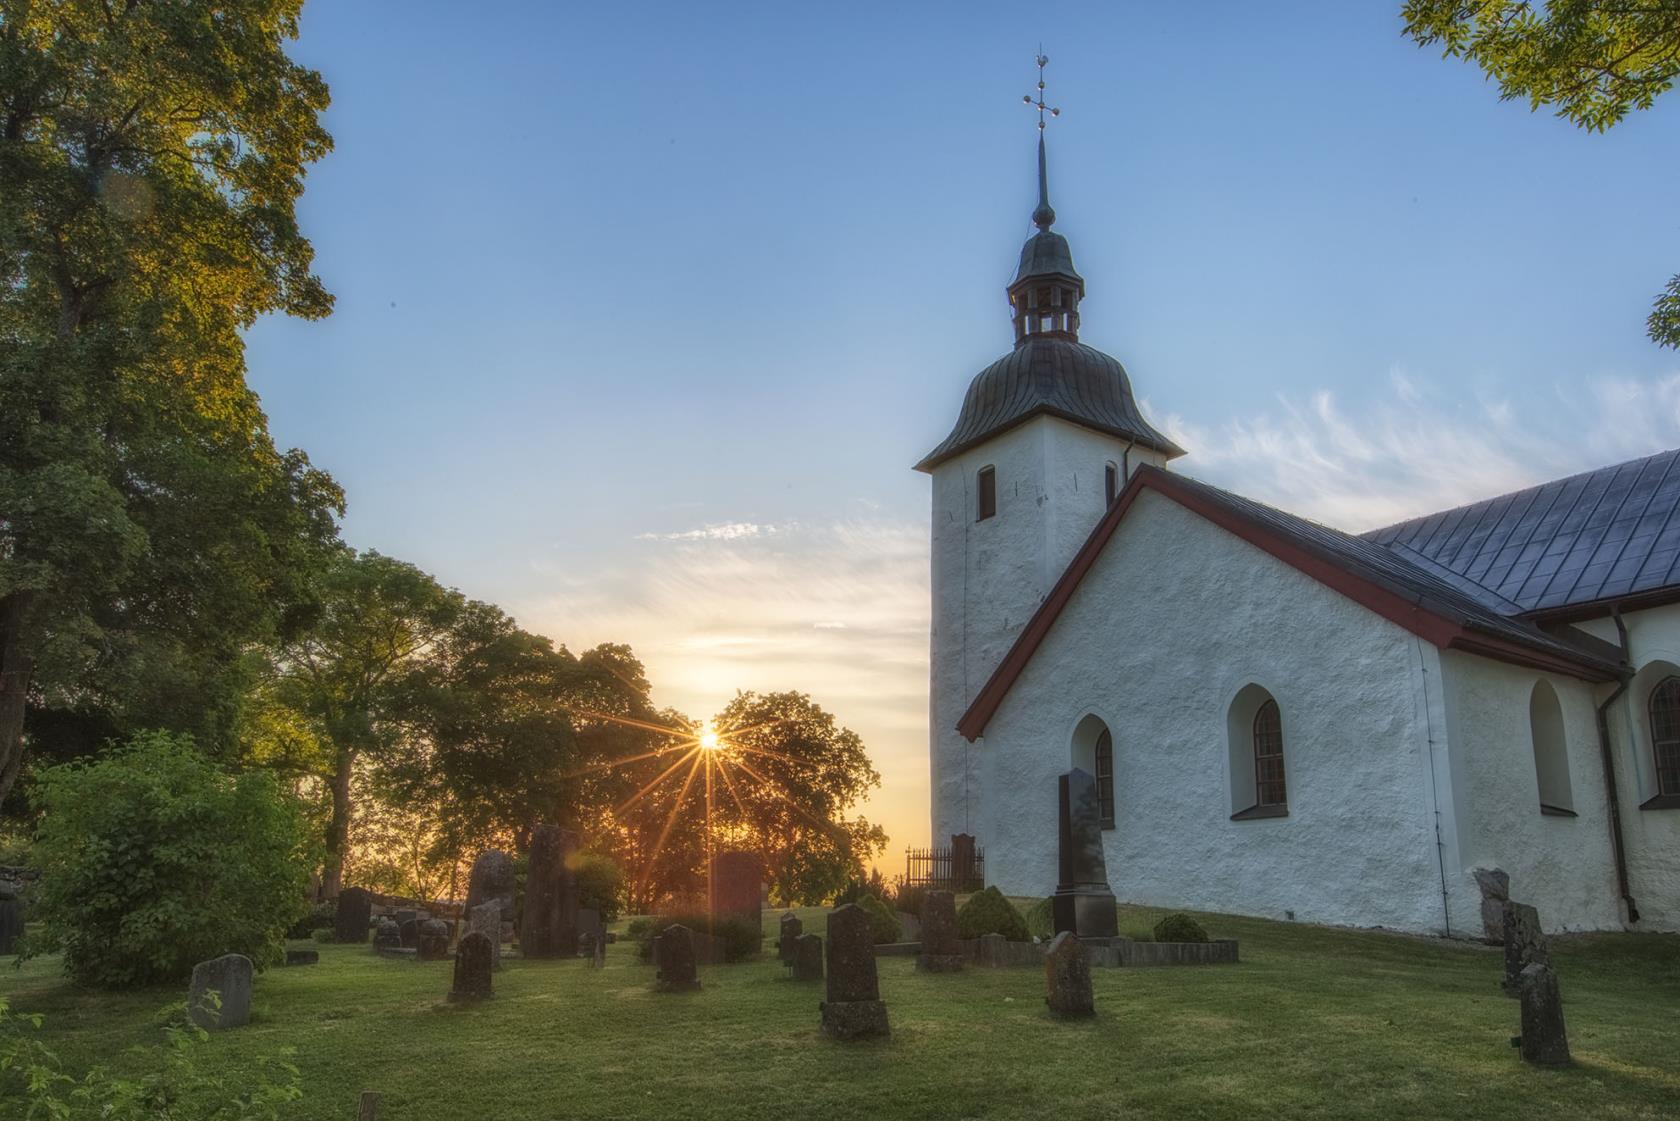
[792,932,824,981]
[654,923,702,992]
[284,949,319,966]
[916,889,963,972]
[449,931,495,1002]
[1044,931,1095,1018]
[372,917,402,951]
[188,953,253,1031]
[520,824,578,958]
[467,901,502,970]
[1514,961,1570,1065]
[778,911,803,966]
[1052,769,1119,938]
[820,903,889,1039]
[335,887,373,944]
[0,894,23,955]
[417,918,451,961]
[464,849,516,928]
[1502,901,1549,996]
[711,850,764,941]
[1473,867,1509,944]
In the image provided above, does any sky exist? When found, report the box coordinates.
[245,1,1680,866]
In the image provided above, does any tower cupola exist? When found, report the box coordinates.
[1008,134,1084,343]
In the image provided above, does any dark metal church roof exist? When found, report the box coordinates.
[914,337,1186,472]
[1363,448,1680,617]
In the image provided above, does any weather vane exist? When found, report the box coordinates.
[1023,50,1059,131]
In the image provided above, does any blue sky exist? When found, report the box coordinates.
[247,1,1680,858]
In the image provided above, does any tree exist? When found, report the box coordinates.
[246,550,464,897]
[0,1,342,808]
[1403,1,1680,347]
[29,731,316,988]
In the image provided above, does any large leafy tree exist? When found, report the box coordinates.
[1402,1,1680,346]
[0,1,341,808]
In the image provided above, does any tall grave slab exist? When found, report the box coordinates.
[0,894,23,955]
[448,931,495,1003]
[464,849,517,929]
[820,903,889,1040]
[1502,901,1549,997]
[520,824,579,958]
[334,887,373,944]
[1515,961,1570,1066]
[778,912,803,966]
[950,833,978,890]
[654,924,702,992]
[467,901,502,970]
[916,890,962,972]
[1051,769,1118,939]
[711,850,763,948]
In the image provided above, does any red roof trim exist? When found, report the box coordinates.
[955,467,1616,742]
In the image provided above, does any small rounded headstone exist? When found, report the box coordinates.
[1044,931,1094,1019]
[449,931,495,1002]
[187,953,254,1031]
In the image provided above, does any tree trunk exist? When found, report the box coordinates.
[0,592,37,812]
[322,747,355,898]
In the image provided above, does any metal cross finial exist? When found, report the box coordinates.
[1023,51,1059,132]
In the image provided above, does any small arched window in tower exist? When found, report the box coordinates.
[1648,676,1680,797]
[976,466,996,522]
[1529,681,1575,815]
[1104,461,1120,505]
[1095,729,1115,829]
[1253,700,1287,808]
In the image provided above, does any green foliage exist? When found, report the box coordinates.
[286,901,335,940]
[890,882,928,918]
[833,868,888,907]
[30,732,316,988]
[956,887,1030,942]
[0,997,302,1119]
[1023,897,1055,940]
[1403,1,1680,349]
[853,894,903,944]
[632,914,761,963]
[1152,913,1210,944]
[309,928,335,945]
[574,852,623,923]
[624,917,654,939]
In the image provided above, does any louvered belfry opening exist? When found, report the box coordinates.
[1010,275,1081,343]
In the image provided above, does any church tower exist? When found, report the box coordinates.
[915,57,1183,848]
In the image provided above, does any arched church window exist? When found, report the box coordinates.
[976,466,996,522]
[1648,676,1680,797]
[1528,681,1575,815]
[1104,462,1120,505]
[1253,699,1287,807]
[1095,729,1115,829]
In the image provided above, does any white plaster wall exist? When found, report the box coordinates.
[927,415,1142,847]
[1435,652,1623,933]
[972,490,1452,933]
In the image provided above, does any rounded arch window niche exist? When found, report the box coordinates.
[1528,680,1575,816]
[1070,714,1116,830]
[1228,684,1288,820]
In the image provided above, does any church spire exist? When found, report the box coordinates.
[1011,52,1081,344]
[1024,52,1059,231]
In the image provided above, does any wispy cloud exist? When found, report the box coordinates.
[635,521,783,542]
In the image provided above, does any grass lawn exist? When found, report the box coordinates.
[3,903,1678,1120]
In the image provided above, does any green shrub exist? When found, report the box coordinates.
[31,731,318,988]
[956,886,1030,942]
[832,868,887,907]
[853,893,903,944]
[1152,913,1210,944]
[286,900,335,939]
[890,882,927,918]
[1023,897,1054,940]
[633,914,761,963]
[574,852,623,922]
[625,916,654,939]
[310,927,334,944]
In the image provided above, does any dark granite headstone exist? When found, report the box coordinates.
[1502,901,1549,997]
[417,918,451,961]
[187,953,253,1031]
[1473,868,1509,944]
[284,949,319,966]
[449,931,495,1002]
[711,850,764,937]
[820,903,888,1039]
[592,927,607,969]
[463,849,517,927]
[0,896,23,955]
[1051,769,1118,938]
[1515,962,1570,1065]
[577,907,604,958]
[467,901,502,970]
[372,917,402,951]
[778,912,803,966]
[1044,931,1094,1018]
[654,924,702,992]
[394,908,418,929]
[950,832,978,890]
[334,887,373,944]
[916,890,963,972]
[398,918,420,949]
[792,932,824,981]
[520,824,579,958]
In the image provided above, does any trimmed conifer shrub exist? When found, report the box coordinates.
[1152,912,1210,944]
[956,886,1029,942]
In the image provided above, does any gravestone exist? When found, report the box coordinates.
[417,918,452,961]
[950,832,978,890]
[0,895,23,955]
[335,887,373,944]
[372,917,402,951]
[820,903,889,1039]
[976,931,1009,968]
[577,907,604,958]
[463,849,517,927]
[1515,962,1570,1065]
[1502,902,1549,996]
[284,949,319,966]
[654,924,702,992]
[394,908,418,930]
[1051,769,1119,938]
[467,901,502,970]
[1473,868,1510,944]
[449,931,495,1002]
[792,933,824,981]
[398,918,420,950]
[592,927,607,969]
[778,912,803,966]
[711,850,764,940]
[187,954,253,1031]
[520,824,579,958]
[1044,931,1095,1019]
[916,890,963,972]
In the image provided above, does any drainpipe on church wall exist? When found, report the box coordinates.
[1595,605,1639,924]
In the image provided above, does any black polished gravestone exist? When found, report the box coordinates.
[819,904,889,1040]
[448,931,495,1003]
[0,895,23,955]
[1051,769,1118,939]
[778,912,803,966]
[792,933,824,981]
[916,890,963,972]
[653,924,702,992]
[334,887,373,944]
[520,824,579,959]
[1044,931,1094,1019]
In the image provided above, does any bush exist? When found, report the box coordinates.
[633,913,761,963]
[890,882,927,918]
[31,732,318,988]
[1152,913,1210,944]
[624,916,654,939]
[832,868,886,907]
[1023,897,1054,940]
[956,887,1030,942]
[286,900,335,940]
[853,893,902,944]
[574,852,623,923]
[310,927,334,944]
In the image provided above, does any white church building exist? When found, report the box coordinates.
[918,134,1680,938]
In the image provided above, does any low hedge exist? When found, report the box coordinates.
[956,887,1029,942]
[1152,913,1210,944]
[633,914,761,963]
